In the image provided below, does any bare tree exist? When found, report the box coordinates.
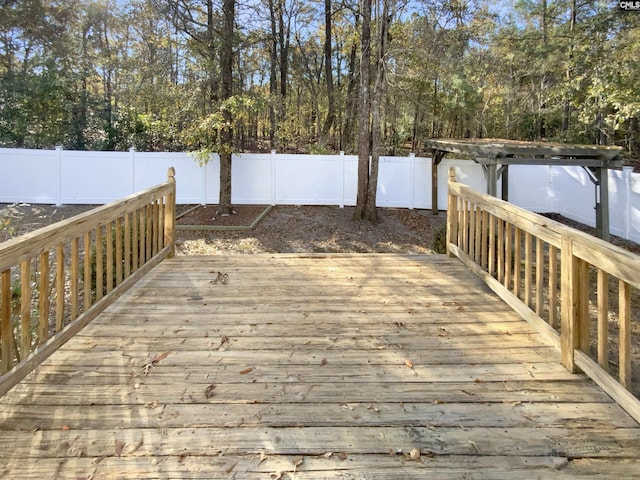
[355,0,392,223]
[354,0,372,221]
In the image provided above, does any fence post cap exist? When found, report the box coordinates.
[167,166,176,181]
[448,167,456,182]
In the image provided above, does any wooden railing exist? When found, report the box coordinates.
[447,168,640,422]
[0,168,176,395]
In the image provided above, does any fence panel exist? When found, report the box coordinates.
[0,148,638,243]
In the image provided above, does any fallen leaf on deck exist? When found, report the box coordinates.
[409,448,421,460]
[240,367,254,375]
[128,436,144,455]
[293,457,304,471]
[323,452,333,459]
[404,359,414,369]
[204,384,216,398]
[152,351,171,363]
[320,358,328,366]
[141,351,172,375]
[270,471,284,479]
[61,425,70,431]
[336,452,347,460]
[259,452,268,463]
[115,440,125,457]
[179,451,190,463]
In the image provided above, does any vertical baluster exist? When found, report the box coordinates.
[124,213,131,278]
[535,238,543,316]
[462,200,469,253]
[504,223,512,289]
[95,227,103,300]
[524,232,532,308]
[146,204,152,261]
[38,252,50,345]
[153,199,159,255]
[20,261,32,358]
[548,245,558,329]
[71,237,79,320]
[56,245,65,330]
[497,219,504,283]
[106,222,114,294]
[619,280,631,388]
[597,269,609,372]
[480,210,488,269]
[488,213,495,276]
[578,260,590,353]
[84,232,92,312]
[116,217,123,285]
[139,207,146,267]
[468,204,476,258]
[132,209,139,271]
[513,227,521,298]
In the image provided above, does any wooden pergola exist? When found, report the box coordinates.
[427,139,624,241]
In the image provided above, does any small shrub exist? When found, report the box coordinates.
[431,225,447,254]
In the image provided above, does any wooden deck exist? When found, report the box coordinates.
[1,254,640,479]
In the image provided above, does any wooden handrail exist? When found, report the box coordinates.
[0,168,176,396]
[447,167,640,422]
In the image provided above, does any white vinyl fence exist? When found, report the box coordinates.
[1,147,639,243]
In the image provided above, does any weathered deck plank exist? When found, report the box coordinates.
[1,254,639,479]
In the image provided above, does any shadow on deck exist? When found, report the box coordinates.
[1,253,640,478]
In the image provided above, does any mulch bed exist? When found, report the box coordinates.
[176,205,269,228]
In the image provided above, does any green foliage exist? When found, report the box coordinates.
[0,1,637,157]
[183,95,264,163]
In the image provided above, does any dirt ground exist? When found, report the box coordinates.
[0,203,447,254]
[175,204,446,254]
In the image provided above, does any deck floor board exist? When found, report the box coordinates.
[1,254,639,479]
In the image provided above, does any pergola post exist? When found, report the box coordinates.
[595,166,610,242]
[486,161,498,197]
[431,150,447,215]
[500,165,509,201]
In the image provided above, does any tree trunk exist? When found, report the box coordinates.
[278,0,289,122]
[355,0,371,220]
[219,0,235,214]
[342,16,359,152]
[268,0,278,147]
[321,0,335,143]
[365,0,391,224]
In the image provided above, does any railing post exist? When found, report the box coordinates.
[560,236,580,373]
[1,269,12,373]
[164,167,176,258]
[446,168,458,257]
